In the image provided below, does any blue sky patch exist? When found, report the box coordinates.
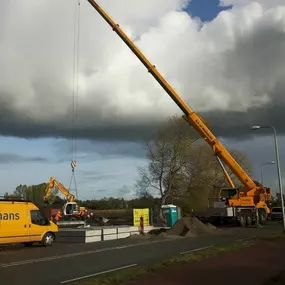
[185,0,233,22]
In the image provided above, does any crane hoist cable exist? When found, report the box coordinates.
[69,0,81,200]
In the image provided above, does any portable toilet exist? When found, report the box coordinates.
[161,204,178,227]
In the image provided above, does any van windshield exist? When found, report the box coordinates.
[30,210,50,226]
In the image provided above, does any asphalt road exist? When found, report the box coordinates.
[0,222,282,285]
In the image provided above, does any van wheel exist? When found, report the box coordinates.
[41,232,54,246]
[258,209,267,225]
[246,215,252,226]
[239,215,246,227]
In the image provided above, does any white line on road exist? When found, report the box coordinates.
[180,245,213,255]
[60,264,138,284]
[0,246,127,268]
[0,238,182,268]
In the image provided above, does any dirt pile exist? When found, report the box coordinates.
[164,217,217,237]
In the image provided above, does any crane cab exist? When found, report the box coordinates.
[213,188,240,208]
[217,188,255,207]
[219,188,239,201]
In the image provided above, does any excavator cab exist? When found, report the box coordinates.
[62,202,80,216]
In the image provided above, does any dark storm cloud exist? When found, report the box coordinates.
[226,135,285,193]
[204,82,285,140]
[0,2,284,142]
[1,96,284,142]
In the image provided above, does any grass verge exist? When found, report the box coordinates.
[72,234,285,285]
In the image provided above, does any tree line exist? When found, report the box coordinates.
[4,184,47,206]
[4,185,161,210]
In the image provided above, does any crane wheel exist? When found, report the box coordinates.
[246,215,252,226]
[239,215,246,227]
[258,209,267,225]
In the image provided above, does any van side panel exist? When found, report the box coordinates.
[0,202,30,244]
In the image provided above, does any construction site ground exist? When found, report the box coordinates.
[132,238,285,285]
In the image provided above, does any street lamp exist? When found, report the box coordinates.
[251,125,285,233]
[260,161,275,185]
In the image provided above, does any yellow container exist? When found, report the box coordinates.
[133,208,149,227]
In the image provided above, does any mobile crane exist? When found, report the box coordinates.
[44,176,87,226]
[86,0,272,227]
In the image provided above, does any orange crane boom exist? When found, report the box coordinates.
[86,0,256,192]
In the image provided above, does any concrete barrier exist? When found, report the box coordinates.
[56,225,155,243]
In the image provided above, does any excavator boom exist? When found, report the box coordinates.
[44,176,76,203]
[87,0,257,192]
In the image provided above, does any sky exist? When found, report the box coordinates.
[1,0,285,200]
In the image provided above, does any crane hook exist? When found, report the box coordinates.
[71,160,76,172]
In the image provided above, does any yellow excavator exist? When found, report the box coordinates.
[44,176,87,226]
[85,0,272,227]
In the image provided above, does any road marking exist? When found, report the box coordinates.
[180,245,213,255]
[0,238,182,268]
[60,264,138,284]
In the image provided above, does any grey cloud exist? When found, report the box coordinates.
[76,140,146,158]
[84,68,99,77]
[0,153,48,164]
[0,102,159,141]
[80,184,137,200]
[0,66,284,142]
[225,135,285,194]
[3,92,284,143]
[54,139,147,161]
[0,2,285,143]
[116,185,135,196]
[204,82,285,140]
[81,170,120,180]
[220,0,284,9]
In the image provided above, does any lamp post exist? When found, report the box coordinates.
[260,161,275,185]
[251,125,285,233]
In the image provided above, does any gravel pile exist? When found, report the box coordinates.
[164,217,216,237]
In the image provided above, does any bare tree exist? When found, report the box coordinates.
[136,116,196,207]
[136,116,253,214]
